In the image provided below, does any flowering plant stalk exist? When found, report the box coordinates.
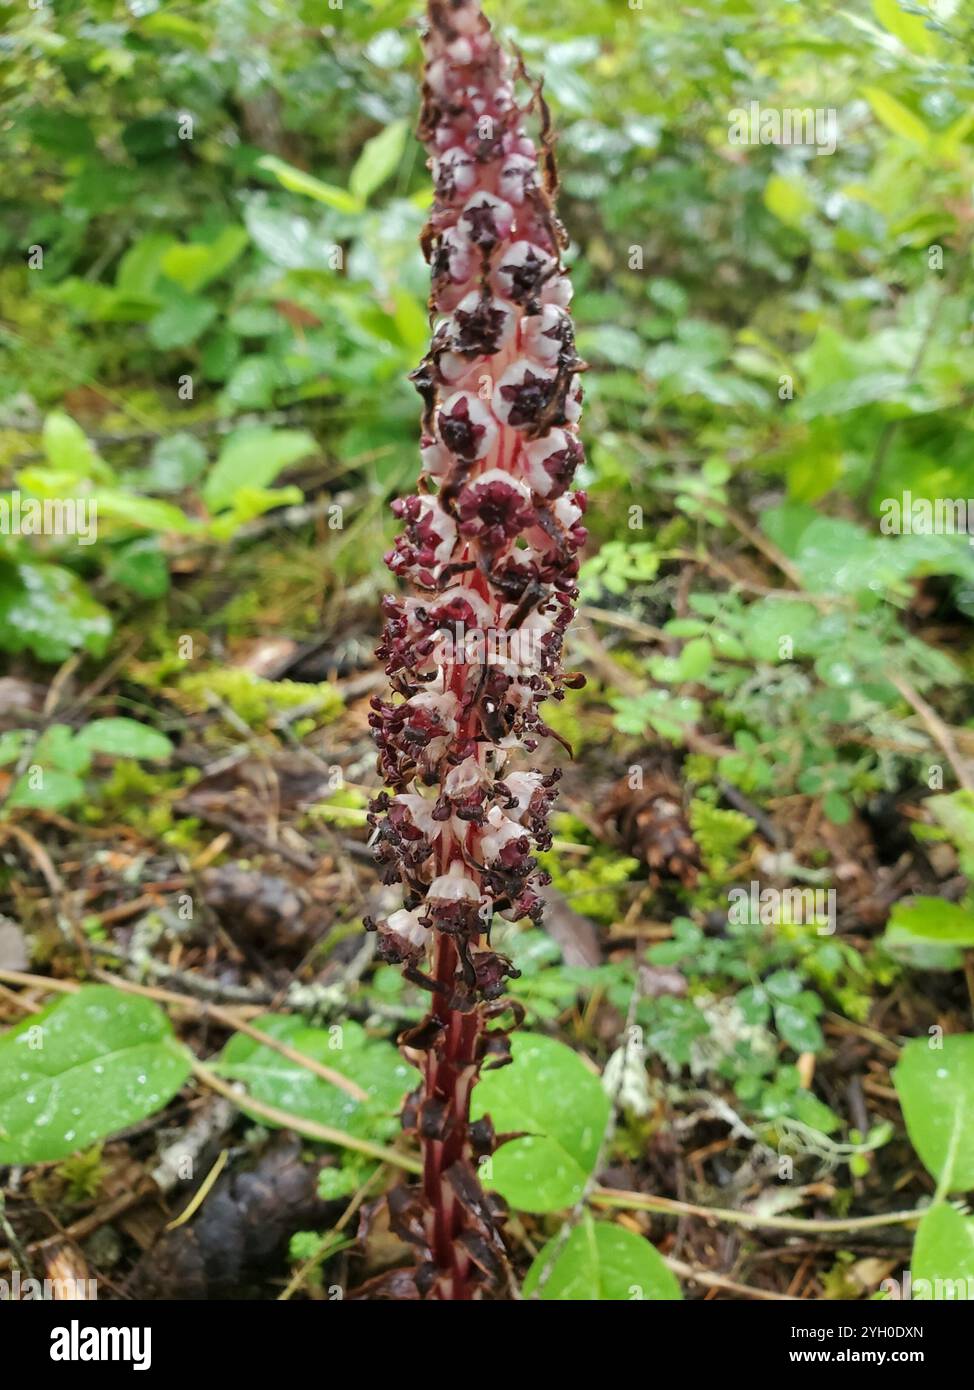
[366,0,586,1300]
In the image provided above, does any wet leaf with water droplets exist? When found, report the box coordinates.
[0,985,191,1164]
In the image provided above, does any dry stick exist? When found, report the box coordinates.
[0,823,90,968]
[201,1004,368,1103]
[589,1186,923,1234]
[886,670,974,793]
[164,1149,230,1231]
[0,1190,149,1273]
[665,1256,800,1302]
[190,1059,421,1174]
[719,504,807,591]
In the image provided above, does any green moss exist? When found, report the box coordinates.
[307,785,368,829]
[176,668,344,730]
[688,797,755,878]
[540,812,639,924]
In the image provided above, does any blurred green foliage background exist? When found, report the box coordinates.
[0,0,972,813]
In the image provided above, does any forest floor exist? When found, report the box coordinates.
[2,468,970,1303]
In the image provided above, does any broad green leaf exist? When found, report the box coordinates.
[257,155,363,213]
[0,561,111,663]
[8,768,85,811]
[218,1017,417,1141]
[471,1034,610,1212]
[139,11,211,49]
[219,354,282,411]
[0,986,191,1164]
[350,119,409,203]
[28,111,95,157]
[207,485,303,539]
[160,227,248,294]
[115,234,170,297]
[927,793,974,879]
[93,490,200,535]
[76,718,173,762]
[863,87,931,146]
[204,426,316,512]
[674,636,713,681]
[885,898,974,949]
[774,1002,825,1053]
[872,0,935,55]
[142,433,208,493]
[894,1035,974,1192]
[33,724,91,773]
[42,412,99,478]
[243,204,338,271]
[911,1203,974,1299]
[147,294,217,351]
[107,538,171,598]
[0,731,31,767]
[523,1217,682,1301]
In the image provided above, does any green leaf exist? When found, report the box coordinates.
[204,426,316,512]
[42,412,99,478]
[34,724,91,773]
[139,11,212,48]
[107,538,170,598]
[76,718,173,762]
[894,1035,974,1192]
[147,294,217,351]
[764,174,813,228]
[863,86,931,146]
[872,0,935,55]
[471,1034,610,1212]
[28,112,95,157]
[523,1217,682,1300]
[927,793,974,879]
[8,769,85,811]
[115,234,170,297]
[774,1002,825,1053]
[207,485,303,539]
[257,155,363,213]
[822,790,852,824]
[886,898,974,950]
[0,561,111,663]
[349,119,409,203]
[218,1017,417,1141]
[0,986,191,1164]
[141,433,208,493]
[911,1203,974,1299]
[160,227,248,294]
[675,636,713,681]
[219,355,282,411]
[0,731,31,767]
[243,204,339,271]
[94,490,200,535]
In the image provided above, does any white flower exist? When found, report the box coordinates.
[385,907,431,952]
[502,772,545,822]
[428,861,482,903]
[478,806,525,864]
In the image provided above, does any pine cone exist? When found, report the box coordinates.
[129,1134,332,1300]
[201,864,317,951]
[598,773,701,890]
